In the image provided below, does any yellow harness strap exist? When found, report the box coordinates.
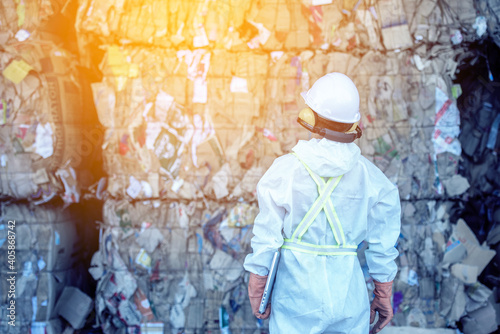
[282,153,357,255]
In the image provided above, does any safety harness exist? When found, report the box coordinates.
[281,153,358,256]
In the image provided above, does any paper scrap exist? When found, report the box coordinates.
[247,21,271,48]
[15,29,30,41]
[312,0,333,5]
[451,263,478,284]
[0,99,7,125]
[107,45,137,78]
[127,176,142,199]
[230,76,248,93]
[487,114,500,150]
[145,123,162,150]
[135,248,152,269]
[143,102,153,120]
[209,249,244,282]
[193,27,210,48]
[442,174,470,197]
[34,123,54,159]
[193,77,208,103]
[56,167,80,204]
[31,322,47,334]
[432,87,461,156]
[31,296,37,321]
[155,90,174,121]
[17,2,25,27]
[263,128,278,141]
[408,269,419,286]
[33,168,49,184]
[473,16,487,37]
[451,30,463,45]
[3,60,33,84]
[140,323,164,334]
[451,84,462,99]
[38,257,46,271]
[171,177,184,193]
[141,181,153,198]
[449,219,496,274]
[23,261,33,277]
[271,51,284,62]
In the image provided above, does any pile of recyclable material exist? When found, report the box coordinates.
[0,3,101,333]
[0,202,93,334]
[0,40,87,204]
[74,0,500,332]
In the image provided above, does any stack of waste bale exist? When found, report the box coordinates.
[451,21,500,334]
[391,0,500,332]
[0,2,97,333]
[0,0,68,43]
[0,202,93,334]
[89,199,258,333]
[0,0,96,204]
[0,39,87,204]
[76,0,500,332]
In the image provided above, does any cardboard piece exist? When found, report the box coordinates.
[136,227,164,253]
[2,59,33,84]
[443,238,467,264]
[209,249,244,282]
[134,288,154,321]
[455,219,496,274]
[461,302,498,334]
[443,278,467,322]
[442,174,470,197]
[55,287,93,329]
[443,219,496,275]
[376,0,413,50]
[451,263,478,284]
[466,283,493,313]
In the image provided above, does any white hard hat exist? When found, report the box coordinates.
[301,72,360,124]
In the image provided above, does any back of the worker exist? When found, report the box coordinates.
[244,73,401,334]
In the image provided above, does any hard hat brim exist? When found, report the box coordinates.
[301,91,361,124]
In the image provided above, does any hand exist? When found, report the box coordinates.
[248,273,271,319]
[370,280,393,333]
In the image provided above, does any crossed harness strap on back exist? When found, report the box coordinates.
[281,153,358,256]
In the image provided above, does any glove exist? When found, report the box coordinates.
[248,273,271,319]
[370,280,393,333]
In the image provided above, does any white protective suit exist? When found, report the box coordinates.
[243,138,401,334]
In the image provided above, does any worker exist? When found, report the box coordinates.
[243,72,401,334]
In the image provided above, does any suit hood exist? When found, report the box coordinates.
[291,138,361,177]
